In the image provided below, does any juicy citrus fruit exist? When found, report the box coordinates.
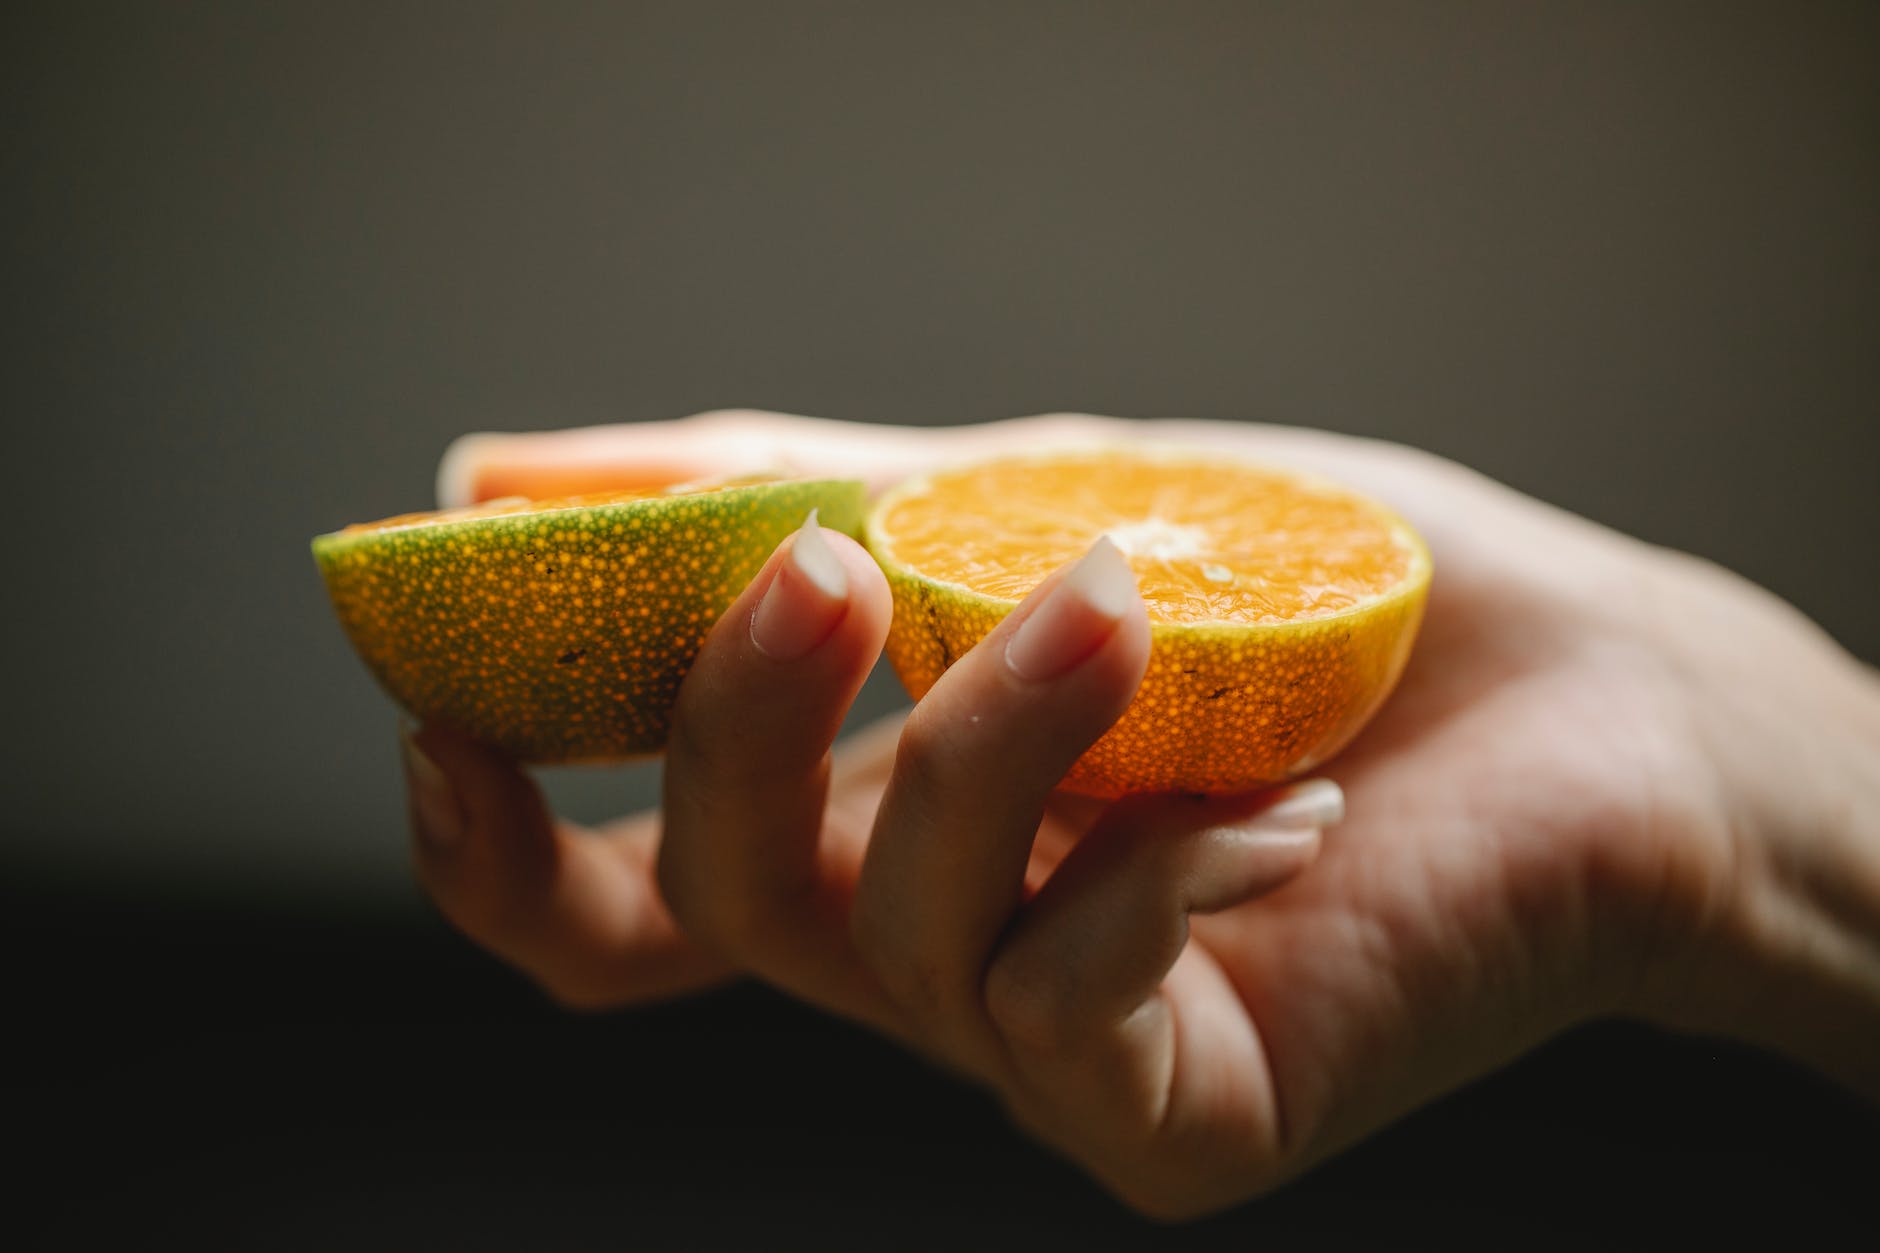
[313,477,865,762]
[865,447,1431,796]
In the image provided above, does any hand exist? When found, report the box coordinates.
[401,411,1880,1217]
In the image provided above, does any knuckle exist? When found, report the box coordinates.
[669,673,774,789]
[685,407,772,431]
[683,410,794,465]
[1014,412,1118,444]
[849,905,946,1012]
[655,841,804,960]
[845,893,883,955]
[890,707,967,800]
[706,896,788,956]
[983,958,1073,1056]
[890,705,944,767]
[667,680,733,768]
[652,846,713,942]
[880,958,948,1017]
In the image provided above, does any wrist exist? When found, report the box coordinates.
[1654,653,1880,1097]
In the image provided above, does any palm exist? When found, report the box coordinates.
[1164,482,1722,1184]
[804,498,1689,1198]
[422,412,1739,1212]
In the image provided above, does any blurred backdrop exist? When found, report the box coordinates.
[6,2,1875,1246]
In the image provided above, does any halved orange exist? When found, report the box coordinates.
[313,476,865,762]
[864,446,1431,795]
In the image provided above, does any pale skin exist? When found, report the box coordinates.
[400,411,1880,1219]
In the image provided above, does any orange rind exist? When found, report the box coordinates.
[313,477,866,762]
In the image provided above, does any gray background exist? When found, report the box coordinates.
[7,3,1877,1244]
[6,2,1876,911]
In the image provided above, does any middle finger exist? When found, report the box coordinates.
[851,538,1151,1066]
[657,515,894,1021]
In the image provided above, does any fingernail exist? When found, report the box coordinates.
[1243,778,1345,835]
[751,509,850,660]
[1005,536,1139,681]
[402,729,463,848]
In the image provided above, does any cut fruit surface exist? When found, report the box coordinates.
[314,477,865,762]
[865,446,1431,795]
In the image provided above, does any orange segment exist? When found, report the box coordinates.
[865,446,1431,796]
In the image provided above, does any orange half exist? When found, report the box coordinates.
[865,446,1431,795]
[313,476,865,762]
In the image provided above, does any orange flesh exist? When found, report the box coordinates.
[873,453,1418,623]
[868,448,1430,795]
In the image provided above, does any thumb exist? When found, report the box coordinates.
[435,410,1123,506]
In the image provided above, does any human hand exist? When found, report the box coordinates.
[401,411,1880,1216]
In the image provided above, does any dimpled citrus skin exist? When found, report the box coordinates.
[866,449,1431,796]
[313,479,864,763]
